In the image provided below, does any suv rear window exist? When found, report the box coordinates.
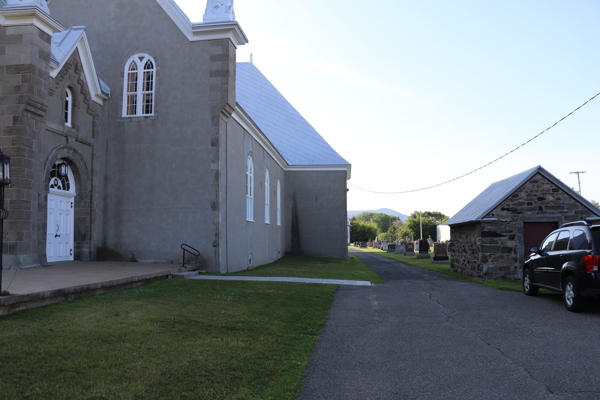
[592,228,600,251]
[570,229,592,250]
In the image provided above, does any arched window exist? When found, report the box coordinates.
[246,156,254,222]
[123,54,156,117]
[64,88,72,127]
[264,169,270,224]
[276,179,281,226]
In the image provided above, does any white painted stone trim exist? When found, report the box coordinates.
[155,0,248,47]
[49,29,108,105]
[0,6,63,35]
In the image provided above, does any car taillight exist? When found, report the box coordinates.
[585,255,600,272]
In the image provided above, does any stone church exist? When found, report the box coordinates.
[0,0,351,273]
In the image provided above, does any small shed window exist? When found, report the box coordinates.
[265,169,270,224]
[65,88,73,127]
[246,156,254,222]
[123,54,156,117]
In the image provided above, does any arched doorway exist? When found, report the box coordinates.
[46,160,76,263]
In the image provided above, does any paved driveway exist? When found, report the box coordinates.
[297,249,600,400]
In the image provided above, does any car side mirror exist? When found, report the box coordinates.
[530,246,539,254]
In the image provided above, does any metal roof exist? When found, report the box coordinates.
[51,26,85,65]
[447,165,600,226]
[236,62,350,167]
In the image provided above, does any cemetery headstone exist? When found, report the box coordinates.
[433,242,450,264]
[404,242,415,256]
[416,239,430,259]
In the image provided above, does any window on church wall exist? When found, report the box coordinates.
[123,54,155,117]
[246,156,254,222]
[276,179,281,226]
[49,161,71,192]
[265,169,270,224]
[65,88,73,127]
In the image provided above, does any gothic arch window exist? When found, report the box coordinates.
[123,54,156,117]
[264,169,270,224]
[246,156,254,222]
[276,179,281,226]
[65,88,73,127]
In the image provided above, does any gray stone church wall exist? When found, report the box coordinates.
[225,118,285,273]
[284,170,348,259]
[50,0,237,270]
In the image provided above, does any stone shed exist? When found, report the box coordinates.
[447,166,600,279]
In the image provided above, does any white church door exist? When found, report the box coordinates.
[46,161,75,263]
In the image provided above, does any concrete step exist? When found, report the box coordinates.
[172,271,200,279]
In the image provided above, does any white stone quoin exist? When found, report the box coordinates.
[203,0,235,23]
[1,0,50,13]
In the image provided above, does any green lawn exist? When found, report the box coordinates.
[0,279,337,400]
[230,254,384,283]
[352,246,524,292]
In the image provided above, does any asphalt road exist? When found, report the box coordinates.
[297,249,600,400]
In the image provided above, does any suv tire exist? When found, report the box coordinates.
[563,276,585,312]
[523,268,539,296]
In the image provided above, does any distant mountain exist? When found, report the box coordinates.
[348,208,409,221]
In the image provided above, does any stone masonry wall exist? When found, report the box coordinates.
[0,24,50,267]
[451,173,599,279]
[450,223,482,277]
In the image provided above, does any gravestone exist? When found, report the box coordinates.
[404,242,415,256]
[395,243,406,254]
[387,244,396,253]
[360,242,367,248]
[414,241,420,252]
[381,241,389,251]
[433,242,450,264]
[416,239,430,259]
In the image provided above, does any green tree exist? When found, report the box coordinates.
[406,211,448,241]
[350,220,378,242]
[592,200,600,208]
[387,219,411,242]
[354,212,376,223]
[372,213,398,234]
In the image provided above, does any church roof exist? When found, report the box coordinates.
[50,27,109,103]
[447,165,600,226]
[236,62,350,167]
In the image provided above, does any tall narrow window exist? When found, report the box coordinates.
[246,156,254,222]
[276,179,281,226]
[123,54,156,117]
[64,88,72,127]
[264,169,270,224]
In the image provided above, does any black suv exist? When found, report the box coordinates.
[523,217,600,312]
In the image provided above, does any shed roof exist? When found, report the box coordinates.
[447,165,600,226]
[236,62,350,167]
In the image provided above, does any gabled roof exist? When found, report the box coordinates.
[155,0,248,47]
[50,27,109,103]
[447,165,600,226]
[236,62,350,168]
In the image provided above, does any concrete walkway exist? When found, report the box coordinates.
[0,261,189,316]
[188,275,373,286]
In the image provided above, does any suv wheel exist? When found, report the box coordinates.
[523,268,538,296]
[563,277,585,312]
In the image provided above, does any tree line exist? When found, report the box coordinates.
[350,211,448,243]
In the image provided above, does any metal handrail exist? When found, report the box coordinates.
[181,244,200,268]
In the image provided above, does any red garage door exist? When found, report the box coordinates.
[523,222,559,260]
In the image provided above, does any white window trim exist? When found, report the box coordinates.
[276,179,281,226]
[65,88,72,128]
[246,156,254,222]
[265,169,270,224]
[122,54,156,117]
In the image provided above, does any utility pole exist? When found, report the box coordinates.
[570,171,586,195]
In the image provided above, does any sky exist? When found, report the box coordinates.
[176,0,600,218]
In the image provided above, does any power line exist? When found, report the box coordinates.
[348,91,600,195]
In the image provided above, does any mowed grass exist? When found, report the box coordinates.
[230,254,384,283]
[0,279,337,400]
[353,246,524,292]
